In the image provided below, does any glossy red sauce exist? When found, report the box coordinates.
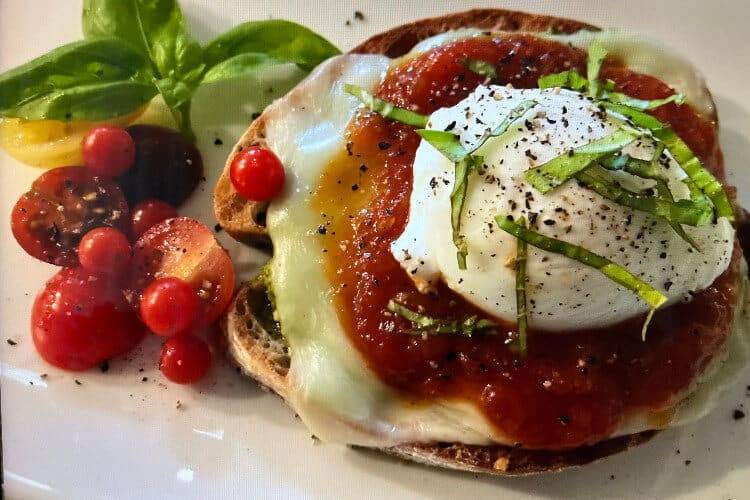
[312,35,739,449]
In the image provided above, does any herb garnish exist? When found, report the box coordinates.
[512,217,529,355]
[495,215,667,337]
[0,0,341,140]
[344,84,429,128]
[387,300,496,337]
[460,58,498,81]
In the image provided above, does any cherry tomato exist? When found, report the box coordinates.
[140,277,200,336]
[11,166,130,266]
[117,125,203,207]
[31,268,145,371]
[126,217,235,328]
[82,126,136,177]
[159,335,211,384]
[130,199,178,240]
[229,146,285,201]
[78,227,131,276]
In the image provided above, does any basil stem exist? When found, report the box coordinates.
[575,167,713,227]
[525,129,639,194]
[387,300,496,337]
[601,101,734,220]
[495,215,667,310]
[513,217,529,355]
[461,58,497,81]
[344,84,429,128]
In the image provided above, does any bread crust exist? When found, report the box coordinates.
[213,9,597,245]
[216,9,727,475]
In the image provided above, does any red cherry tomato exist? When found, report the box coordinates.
[229,146,285,201]
[130,199,178,240]
[82,126,136,177]
[31,268,145,371]
[140,277,200,337]
[159,335,211,384]
[11,166,130,266]
[126,217,235,328]
[78,227,131,276]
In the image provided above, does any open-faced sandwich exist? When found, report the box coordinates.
[213,9,749,474]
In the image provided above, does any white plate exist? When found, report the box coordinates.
[2,1,750,498]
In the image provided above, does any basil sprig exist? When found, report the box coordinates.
[0,0,341,140]
[387,300,496,337]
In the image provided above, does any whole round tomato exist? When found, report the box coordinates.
[159,335,211,384]
[130,199,177,240]
[82,126,136,177]
[229,146,285,201]
[31,268,145,371]
[126,217,235,328]
[11,166,129,266]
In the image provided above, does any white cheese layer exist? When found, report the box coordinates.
[392,85,734,331]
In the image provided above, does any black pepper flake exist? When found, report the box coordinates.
[559,415,571,425]
[378,141,391,150]
[214,224,223,233]
[359,164,368,172]
[317,225,327,235]
[354,10,364,20]
[659,252,667,259]
[142,376,148,382]
[346,141,353,156]
[524,149,538,161]
[6,338,17,346]
[664,280,673,291]
[99,360,109,373]
[733,409,745,420]
[213,138,223,146]
[684,460,692,466]
[445,121,456,131]
[251,112,261,120]
[543,219,556,226]
[74,379,82,386]
[351,184,359,191]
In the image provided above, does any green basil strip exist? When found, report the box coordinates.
[603,92,686,111]
[450,156,477,269]
[203,19,341,72]
[387,300,496,337]
[0,38,153,121]
[538,69,588,91]
[416,129,468,162]
[575,168,713,227]
[513,217,529,355]
[603,102,733,220]
[345,84,429,128]
[496,215,665,340]
[461,58,497,80]
[525,129,638,193]
[478,100,538,148]
[586,40,608,97]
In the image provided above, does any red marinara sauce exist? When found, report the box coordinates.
[311,35,740,449]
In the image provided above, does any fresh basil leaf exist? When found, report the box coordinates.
[203,20,340,72]
[538,69,587,91]
[202,53,291,83]
[0,38,154,121]
[525,130,638,193]
[82,0,204,82]
[586,40,607,97]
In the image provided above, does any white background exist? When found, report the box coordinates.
[1,1,749,498]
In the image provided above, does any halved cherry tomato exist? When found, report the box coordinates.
[0,107,145,169]
[11,166,130,266]
[229,146,285,201]
[159,335,211,384]
[31,268,145,371]
[126,217,235,328]
[78,227,131,276]
[140,277,200,337]
[82,126,135,177]
[130,199,178,240]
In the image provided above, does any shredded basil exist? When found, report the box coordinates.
[416,129,467,162]
[586,40,608,98]
[513,217,529,355]
[343,83,429,128]
[461,58,497,81]
[525,129,639,194]
[538,69,587,91]
[387,300,496,337]
[603,92,685,111]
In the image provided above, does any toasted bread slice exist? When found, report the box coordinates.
[212,9,597,245]
[224,278,657,475]
[217,9,671,475]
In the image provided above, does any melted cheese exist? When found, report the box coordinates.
[258,31,746,447]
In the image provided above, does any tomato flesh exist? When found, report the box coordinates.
[229,146,285,201]
[126,217,235,328]
[159,335,211,384]
[31,268,145,370]
[11,166,130,266]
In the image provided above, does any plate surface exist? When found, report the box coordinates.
[2,1,750,498]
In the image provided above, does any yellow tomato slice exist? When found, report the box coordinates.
[0,106,147,169]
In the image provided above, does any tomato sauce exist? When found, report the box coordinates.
[312,35,739,449]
